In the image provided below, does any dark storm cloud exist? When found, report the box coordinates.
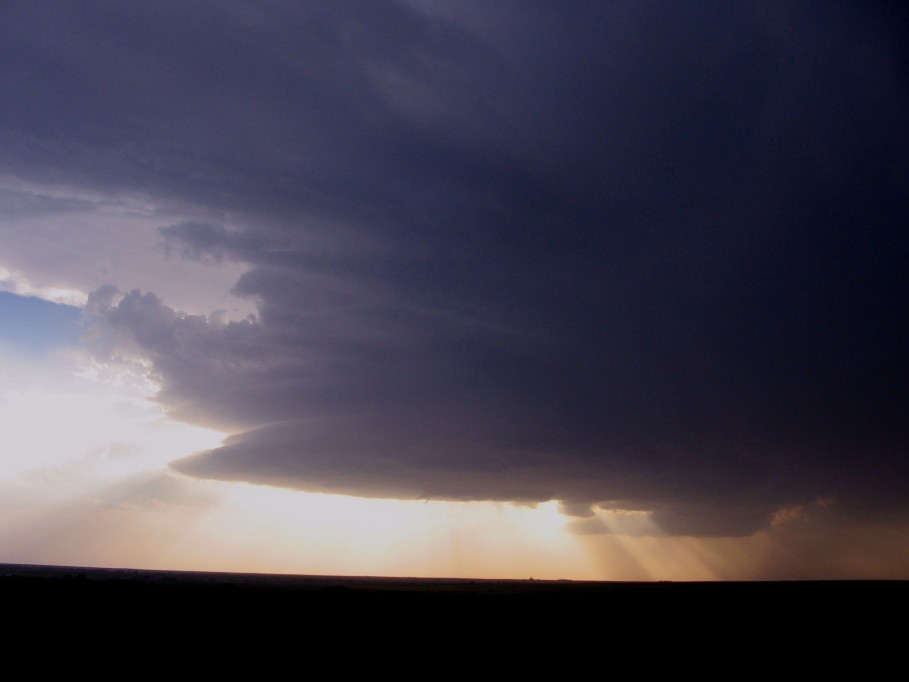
[8,1,909,535]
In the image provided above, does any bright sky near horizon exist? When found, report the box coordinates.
[1,1,908,580]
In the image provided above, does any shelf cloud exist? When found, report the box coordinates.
[5,1,907,536]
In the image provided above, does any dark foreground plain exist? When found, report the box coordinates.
[4,562,904,661]
[4,561,905,612]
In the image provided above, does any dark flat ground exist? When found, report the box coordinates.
[4,561,905,610]
[4,562,905,656]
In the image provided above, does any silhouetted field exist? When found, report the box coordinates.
[4,562,903,654]
[5,562,904,610]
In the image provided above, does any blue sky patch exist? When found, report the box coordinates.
[0,291,82,356]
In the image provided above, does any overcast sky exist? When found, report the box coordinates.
[1,1,908,571]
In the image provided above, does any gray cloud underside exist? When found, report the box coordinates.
[6,1,909,535]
